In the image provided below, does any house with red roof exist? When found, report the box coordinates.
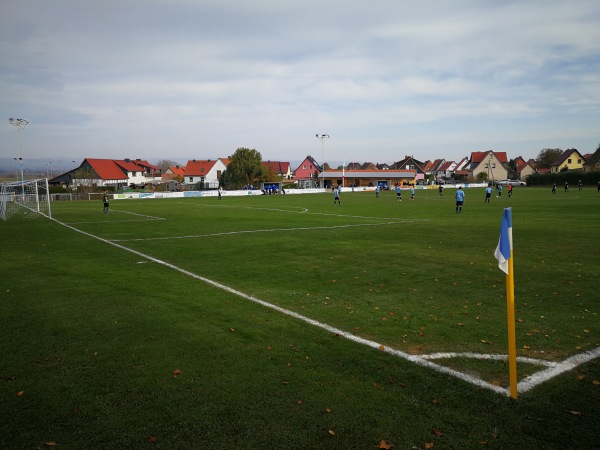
[162,165,186,180]
[515,160,536,181]
[51,158,161,189]
[467,151,508,182]
[184,158,228,189]
[262,160,292,179]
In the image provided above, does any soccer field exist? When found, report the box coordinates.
[1,186,599,448]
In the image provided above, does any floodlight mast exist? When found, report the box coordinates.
[316,133,329,189]
[9,118,28,188]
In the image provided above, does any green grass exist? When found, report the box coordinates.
[1,186,598,449]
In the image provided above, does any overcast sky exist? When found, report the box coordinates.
[2,0,599,169]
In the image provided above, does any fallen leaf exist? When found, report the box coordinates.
[379,345,385,351]
[148,436,158,443]
[45,443,59,447]
[424,442,434,449]
[570,410,582,416]
[432,399,441,405]
[432,428,444,437]
[593,380,600,385]
[577,375,586,381]
[377,440,393,449]
[172,369,181,379]
[16,391,24,397]
[325,408,331,413]
[328,429,335,436]
[297,400,303,405]
[523,345,531,349]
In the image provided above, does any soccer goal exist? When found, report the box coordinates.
[0,178,52,221]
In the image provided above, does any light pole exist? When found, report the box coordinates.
[316,133,329,189]
[487,154,496,185]
[9,118,28,186]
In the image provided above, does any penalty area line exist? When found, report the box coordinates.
[111,221,399,242]
[51,216,598,397]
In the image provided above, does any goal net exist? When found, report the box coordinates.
[0,178,52,221]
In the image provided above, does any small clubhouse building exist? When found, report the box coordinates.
[321,169,416,189]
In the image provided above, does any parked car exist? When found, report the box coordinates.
[498,179,526,186]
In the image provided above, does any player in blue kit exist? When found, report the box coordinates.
[455,186,465,213]
[333,186,341,206]
[485,185,493,203]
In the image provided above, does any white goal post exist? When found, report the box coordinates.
[0,178,52,221]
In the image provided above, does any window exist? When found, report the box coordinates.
[577,159,581,163]
[568,159,572,164]
[303,165,306,169]
[189,177,193,182]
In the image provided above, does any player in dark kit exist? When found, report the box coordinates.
[103,190,110,214]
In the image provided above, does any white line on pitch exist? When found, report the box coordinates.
[110,221,399,242]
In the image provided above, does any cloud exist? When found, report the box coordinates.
[1,0,598,167]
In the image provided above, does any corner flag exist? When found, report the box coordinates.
[494,207,518,399]
[494,207,513,274]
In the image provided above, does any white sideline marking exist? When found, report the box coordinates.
[52,217,600,397]
[111,221,399,242]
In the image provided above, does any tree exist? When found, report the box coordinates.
[535,148,563,169]
[506,159,517,178]
[155,159,179,170]
[220,148,268,189]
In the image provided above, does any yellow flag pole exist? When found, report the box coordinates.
[506,250,518,399]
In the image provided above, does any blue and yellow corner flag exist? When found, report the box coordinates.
[494,207,513,274]
[494,207,518,399]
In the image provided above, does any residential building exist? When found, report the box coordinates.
[262,161,292,179]
[467,151,508,182]
[184,158,228,189]
[293,155,322,179]
[550,149,586,173]
[50,158,160,189]
[392,156,427,183]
